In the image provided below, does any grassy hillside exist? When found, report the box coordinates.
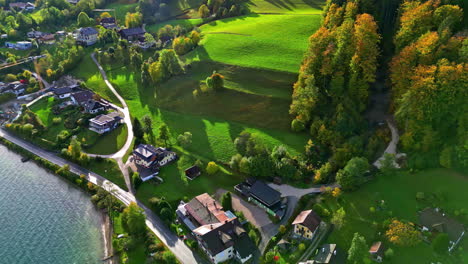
[186,14,322,73]
[146,18,203,33]
[105,2,138,23]
[247,0,324,14]
[93,62,308,163]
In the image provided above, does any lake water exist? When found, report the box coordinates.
[0,146,104,263]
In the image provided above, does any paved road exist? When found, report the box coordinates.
[0,128,204,264]
[373,118,401,168]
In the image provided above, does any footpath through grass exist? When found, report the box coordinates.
[322,169,468,264]
[187,14,322,73]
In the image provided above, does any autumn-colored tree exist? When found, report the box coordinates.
[125,12,143,28]
[394,0,438,50]
[199,4,210,18]
[386,219,422,247]
[100,12,111,19]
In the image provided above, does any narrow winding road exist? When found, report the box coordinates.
[373,118,401,168]
[0,128,204,264]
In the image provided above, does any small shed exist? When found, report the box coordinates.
[185,165,201,180]
[369,241,384,263]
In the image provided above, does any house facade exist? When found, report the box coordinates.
[292,210,322,240]
[133,144,177,169]
[89,112,122,134]
[77,27,98,46]
[6,41,32,50]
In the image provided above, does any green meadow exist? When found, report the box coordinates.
[247,0,324,14]
[187,14,322,73]
[102,62,308,163]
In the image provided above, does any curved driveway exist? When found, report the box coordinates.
[89,53,134,160]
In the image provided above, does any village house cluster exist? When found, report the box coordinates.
[176,193,255,263]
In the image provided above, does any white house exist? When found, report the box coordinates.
[76,27,98,46]
[5,41,32,50]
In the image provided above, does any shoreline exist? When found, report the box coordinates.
[0,137,116,264]
[101,211,115,264]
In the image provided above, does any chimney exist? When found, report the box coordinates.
[322,248,325,252]
[333,250,336,255]
[210,224,213,229]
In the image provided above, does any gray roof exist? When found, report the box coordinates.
[79,27,98,36]
[90,112,121,125]
[120,27,145,38]
[419,208,465,242]
[249,180,281,207]
[71,90,94,104]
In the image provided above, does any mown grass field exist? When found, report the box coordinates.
[186,14,322,73]
[247,0,324,14]
[321,169,468,264]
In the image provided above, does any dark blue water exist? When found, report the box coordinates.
[0,146,104,263]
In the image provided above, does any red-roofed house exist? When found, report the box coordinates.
[292,210,322,240]
[369,241,384,262]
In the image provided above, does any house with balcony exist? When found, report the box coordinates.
[89,112,122,134]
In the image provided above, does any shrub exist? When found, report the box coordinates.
[206,161,219,175]
[291,118,305,132]
[313,203,330,218]
[384,248,394,258]
[132,172,142,189]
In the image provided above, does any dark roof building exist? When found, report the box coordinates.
[100,17,116,24]
[419,208,465,252]
[193,219,255,263]
[235,178,284,219]
[249,180,281,208]
[52,85,80,98]
[119,27,145,40]
[185,165,201,180]
[71,90,95,105]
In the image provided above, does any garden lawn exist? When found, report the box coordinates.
[136,155,244,206]
[187,14,322,73]
[103,64,308,163]
[84,125,128,155]
[321,169,468,264]
[247,0,324,14]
